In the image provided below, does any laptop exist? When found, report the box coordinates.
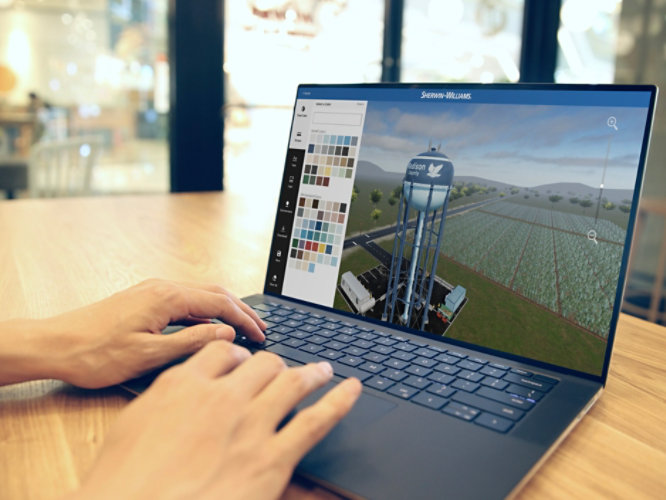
[125,83,657,499]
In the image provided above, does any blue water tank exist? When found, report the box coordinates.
[403,148,454,211]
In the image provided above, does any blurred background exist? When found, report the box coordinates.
[0,0,663,324]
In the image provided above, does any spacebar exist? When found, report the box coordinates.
[264,344,371,381]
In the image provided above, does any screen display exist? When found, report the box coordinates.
[265,85,653,376]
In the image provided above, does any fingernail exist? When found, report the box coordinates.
[318,361,333,377]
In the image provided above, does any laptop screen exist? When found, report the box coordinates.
[265,84,655,377]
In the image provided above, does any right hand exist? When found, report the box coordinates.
[70,342,362,500]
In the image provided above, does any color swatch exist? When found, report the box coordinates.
[289,196,348,273]
[303,134,358,186]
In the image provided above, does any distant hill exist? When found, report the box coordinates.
[355,160,404,184]
[530,182,633,203]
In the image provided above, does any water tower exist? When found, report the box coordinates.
[382,146,454,330]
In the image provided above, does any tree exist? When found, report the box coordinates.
[370,208,382,225]
[579,199,593,213]
[370,188,383,205]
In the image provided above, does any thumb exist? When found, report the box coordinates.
[150,323,236,366]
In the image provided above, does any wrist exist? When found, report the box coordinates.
[0,318,68,385]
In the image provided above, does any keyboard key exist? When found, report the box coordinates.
[443,402,479,421]
[323,341,345,351]
[394,342,417,352]
[504,374,553,392]
[363,352,388,363]
[452,391,525,421]
[266,332,288,342]
[413,357,438,368]
[412,392,447,410]
[533,374,559,385]
[504,384,544,402]
[405,365,432,377]
[343,346,365,357]
[317,328,338,338]
[452,379,479,392]
[300,343,324,354]
[318,349,344,361]
[352,339,374,350]
[384,358,409,370]
[365,376,395,391]
[334,334,355,343]
[509,368,533,377]
[480,378,509,391]
[382,369,408,382]
[468,357,488,365]
[388,384,419,400]
[339,356,364,367]
[358,362,384,374]
[480,366,506,378]
[392,351,416,362]
[474,412,513,433]
[457,370,484,383]
[273,325,294,334]
[457,360,483,372]
[434,363,460,376]
[427,384,456,398]
[428,372,455,385]
[477,387,535,410]
[283,338,305,348]
[435,353,459,365]
[371,345,395,355]
[403,376,431,390]
[413,347,438,358]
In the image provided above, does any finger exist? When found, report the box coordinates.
[184,339,251,378]
[271,378,362,467]
[248,362,334,429]
[146,323,236,369]
[163,287,266,343]
[219,350,287,398]
[164,280,267,331]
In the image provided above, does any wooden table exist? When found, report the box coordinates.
[1,193,665,499]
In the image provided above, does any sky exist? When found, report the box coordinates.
[358,100,650,190]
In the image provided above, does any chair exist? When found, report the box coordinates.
[28,136,103,197]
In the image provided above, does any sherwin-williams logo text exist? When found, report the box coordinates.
[420,91,472,100]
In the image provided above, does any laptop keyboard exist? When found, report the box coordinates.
[237,301,558,434]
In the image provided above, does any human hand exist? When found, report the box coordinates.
[71,342,362,500]
[42,279,266,388]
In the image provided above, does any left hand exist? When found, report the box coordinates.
[43,279,266,388]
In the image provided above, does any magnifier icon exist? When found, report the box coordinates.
[587,229,598,245]
[607,116,618,131]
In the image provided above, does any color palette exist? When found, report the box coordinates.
[289,196,348,273]
[303,134,358,186]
